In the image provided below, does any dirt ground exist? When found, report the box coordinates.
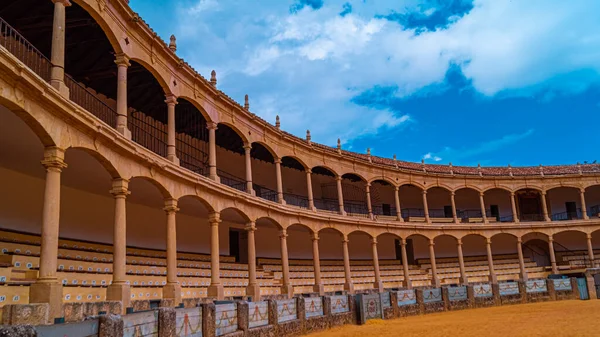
[307,300,600,337]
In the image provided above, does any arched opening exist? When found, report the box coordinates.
[455,188,483,222]
[176,196,212,255]
[311,167,339,212]
[398,184,425,221]
[127,177,169,251]
[484,188,512,222]
[249,143,277,202]
[281,157,309,208]
[317,228,345,293]
[522,233,550,268]
[490,233,523,282]
[515,188,545,222]
[175,99,209,175]
[426,187,452,221]
[340,174,368,217]
[285,224,315,292]
[347,231,375,291]
[406,234,432,287]
[552,230,589,269]
[375,233,404,288]
[0,1,121,126]
[547,187,583,221]
[371,180,397,218]
[586,185,600,217]
[215,124,246,192]
[432,235,459,285]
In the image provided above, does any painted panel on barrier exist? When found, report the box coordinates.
[499,282,519,296]
[330,295,349,314]
[123,311,159,337]
[362,293,382,320]
[526,279,547,293]
[35,319,99,337]
[396,289,416,306]
[305,297,324,318]
[215,303,238,336]
[277,299,297,323]
[423,288,442,303]
[447,286,467,301]
[553,279,572,291]
[248,301,269,328]
[175,306,203,337]
[473,284,493,298]
[380,292,391,308]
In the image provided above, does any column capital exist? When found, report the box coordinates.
[580,187,586,194]
[510,191,516,197]
[541,190,547,196]
[457,238,463,246]
[429,239,435,246]
[245,222,256,232]
[335,175,343,182]
[342,236,349,244]
[366,182,371,189]
[110,178,130,197]
[274,157,282,164]
[305,168,312,174]
[52,0,72,7]
[400,238,407,246]
[279,229,288,239]
[422,190,427,195]
[394,185,400,192]
[486,237,492,245]
[548,235,553,242]
[311,232,319,241]
[114,53,131,67]
[450,191,456,196]
[371,237,377,245]
[163,198,179,214]
[479,191,485,197]
[164,94,178,106]
[206,122,218,131]
[208,212,221,225]
[41,147,67,171]
[517,237,523,243]
[243,142,252,151]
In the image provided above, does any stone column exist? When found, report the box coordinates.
[342,236,354,293]
[306,169,315,210]
[106,178,131,308]
[394,186,404,222]
[371,237,383,292]
[517,238,528,281]
[245,222,260,298]
[163,199,181,305]
[457,239,467,284]
[479,192,488,223]
[580,188,589,220]
[243,143,254,195]
[165,94,179,164]
[587,233,595,268]
[207,122,219,182]
[511,192,520,223]
[422,190,431,223]
[541,191,551,222]
[208,213,224,299]
[312,233,324,295]
[279,229,294,297]
[548,235,558,274]
[336,176,346,215]
[274,158,285,204]
[450,191,459,224]
[29,147,67,319]
[115,53,131,138]
[366,183,373,219]
[49,0,71,97]
[400,239,412,289]
[429,239,440,287]
[486,238,497,283]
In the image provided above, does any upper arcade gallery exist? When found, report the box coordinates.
[0,0,599,231]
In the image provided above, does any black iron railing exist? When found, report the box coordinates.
[499,215,514,222]
[314,198,339,212]
[0,17,51,81]
[519,213,545,222]
[64,75,117,128]
[128,111,168,157]
[551,209,581,221]
[177,133,209,176]
[284,193,309,208]
[255,185,278,203]
[590,205,600,217]
[344,201,368,215]
[372,205,397,216]
[217,170,246,192]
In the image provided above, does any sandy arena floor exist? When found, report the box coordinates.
[307,300,600,337]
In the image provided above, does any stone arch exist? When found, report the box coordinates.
[512,185,543,193]
[369,177,397,187]
[128,175,173,200]
[398,182,425,190]
[177,194,215,214]
[71,0,125,54]
[178,95,216,124]
[317,226,344,237]
[341,172,367,183]
[347,229,374,239]
[255,216,282,230]
[426,184,452,192]
[251,141,277,160]
[0,99,56,147]
[311,165,339,178]
[482,186,512,193]
[218,122,249,145]
[287,223,316,234]
[220,207,252,223]
[282,156,308,171]
[129,57,173,96]
[65,146,122,179]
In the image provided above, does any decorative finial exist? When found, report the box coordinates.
[421,159,426,172]
[508,164,513,177]
[393,154,398,168]
[306,130,311,144]
[577,162,582,175]
[477,163,482,176]
[169,35,177,52]
[539,164,544,177]
[367,148,372,162]
[275,115,280,129]
[244,94,249,110]
[210,70,217,87]
[337,138,341,153]
[449,162,454,175]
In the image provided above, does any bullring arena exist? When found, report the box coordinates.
[0,0,599,336]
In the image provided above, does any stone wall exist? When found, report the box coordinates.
[526,279,552,303]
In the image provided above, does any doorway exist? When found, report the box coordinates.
[229,229,248,263]
[565,201,577,220]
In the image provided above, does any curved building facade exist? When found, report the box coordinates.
[0,0,598,322]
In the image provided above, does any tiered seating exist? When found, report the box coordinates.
[557,249,600,268]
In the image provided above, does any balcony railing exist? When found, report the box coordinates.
[64,75,117,128]
[255,185,278,203]
[284,193,309,209]
[217,170,246,192]
[590,205,600,217]
[0,17,51,81]
[372,205,397,217]
[551,209,582,221]
[314,199,339,212]
[519,213,545,222]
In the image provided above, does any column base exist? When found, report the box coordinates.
[431,277,441,288]
[488,274,498,284]
[208,284,225,300]
[280,284,294,298]
[339,210,347,216]
[460,277,469,285]
[106,283,131,313]
[343,282,354,294]
[116,125,132,140]
[167,154,180,166]
[404,280,412,289]
[162,283,182,306]
[29,281,63,319]
[246,284,261,300]
[373,281,384,293]
[209,174,221,183]
[50,80,70,99]
[313,284,325,296]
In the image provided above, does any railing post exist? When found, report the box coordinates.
[50,0,71,98]
[115,53,131,139]
[165,94,179,165]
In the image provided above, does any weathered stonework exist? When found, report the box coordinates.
[0,325,37,337]
[443,287,470,311]
[158,307,176,337]
[202,302,216,337]
[131,300,151,312]
[416,288,445,314]
[2,303,50,326]
[99,314,124,337]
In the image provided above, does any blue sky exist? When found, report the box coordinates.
[129,0,600,166]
